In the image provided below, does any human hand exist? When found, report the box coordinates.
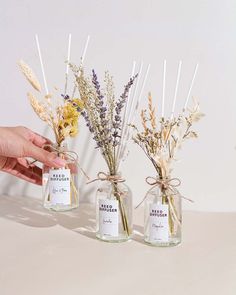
[0,126,66,185]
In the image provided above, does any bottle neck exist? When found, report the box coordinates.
[54,141,68,153]
[108,171,121,177]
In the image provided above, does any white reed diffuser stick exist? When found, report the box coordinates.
[161,60,166,118]
[123,61,136,127]
[116,61,136,162]
[66,33,72,75]
[119,61,143,151]
[64,34,72,94]
[35,34,49,95]
[171,60,182,119]
[183,63,199,111]
[71,35,90,98]
[131,63,151,125]
[117,61,143,166]
[81,35,90,65]
[126,61,143,126]
[118,63,150,166]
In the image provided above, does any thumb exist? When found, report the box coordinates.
[26,143,66,168]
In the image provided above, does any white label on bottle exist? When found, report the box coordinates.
[99,199,119,237]
[49,169,71,205]
[149,203,169,242]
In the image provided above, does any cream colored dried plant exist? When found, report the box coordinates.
[131,93,204,179]
[18,60,41,92]
[19,60,83,145]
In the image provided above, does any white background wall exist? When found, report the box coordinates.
[0,0,236,212]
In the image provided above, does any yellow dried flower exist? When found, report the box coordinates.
[58,99,83,140]
[68,125,78,137]
[63,103,78,121]
[60,125,78,139]
[72,98,84,109]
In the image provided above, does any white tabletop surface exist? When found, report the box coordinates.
[0,195,235,295]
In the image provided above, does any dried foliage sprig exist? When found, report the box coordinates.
[19,60,83,146]
[71,65,138,175]
[131,93,204,179]
[18,60,42,92]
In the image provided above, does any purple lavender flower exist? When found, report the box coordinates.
[80,109,95,136]
[112,74,138,145]
[79,70,137,154]
[91,69,113,148]
[92,70,105,112]
[115,115,121,121]
[61,94,70,100]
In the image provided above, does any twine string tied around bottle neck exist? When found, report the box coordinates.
[87,172,125,184]
[146,176,181,190]
[135,176,193,209]
[42,144,90,180]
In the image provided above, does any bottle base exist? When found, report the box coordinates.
[96,233,131,243]
[43,203,79,212]
[144,237,181,247]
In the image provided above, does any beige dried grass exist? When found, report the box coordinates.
[148,92,156,130]
[27,92,49,122]
[18,60,41,92]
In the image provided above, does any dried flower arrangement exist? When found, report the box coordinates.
[18,59,83,146]
[18,34,89,146]
[131,93,204,180]
[70,63,139,237]
[17,34,90,211]
[130,61,204,245]
[74,68,137,173]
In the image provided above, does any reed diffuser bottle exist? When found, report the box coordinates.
[95,173,132,242]
[144,178,181,246]
[43,142,79,211]
[131,91,203,246]
[18,38,85,212]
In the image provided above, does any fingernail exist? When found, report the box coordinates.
[52,157,66,167]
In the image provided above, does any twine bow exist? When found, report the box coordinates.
[87,171,125,184]
[145,176,181,190]
[135,176,193,209]
[45,144,90,180]
[29,144,89,180]
[44,144,78,162]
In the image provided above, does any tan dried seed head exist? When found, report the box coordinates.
[27,92,48,122]
[18,60,41,92]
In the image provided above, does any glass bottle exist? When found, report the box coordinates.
[42,142,79,211]
[96,174,132,242]
[144,182,182,246]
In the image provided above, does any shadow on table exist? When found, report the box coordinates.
[0,195,146,243]
[0,195,97,240]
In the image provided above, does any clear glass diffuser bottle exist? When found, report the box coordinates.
[96,174,132,242]
[144,183,182,247]
[42,143,79,211]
